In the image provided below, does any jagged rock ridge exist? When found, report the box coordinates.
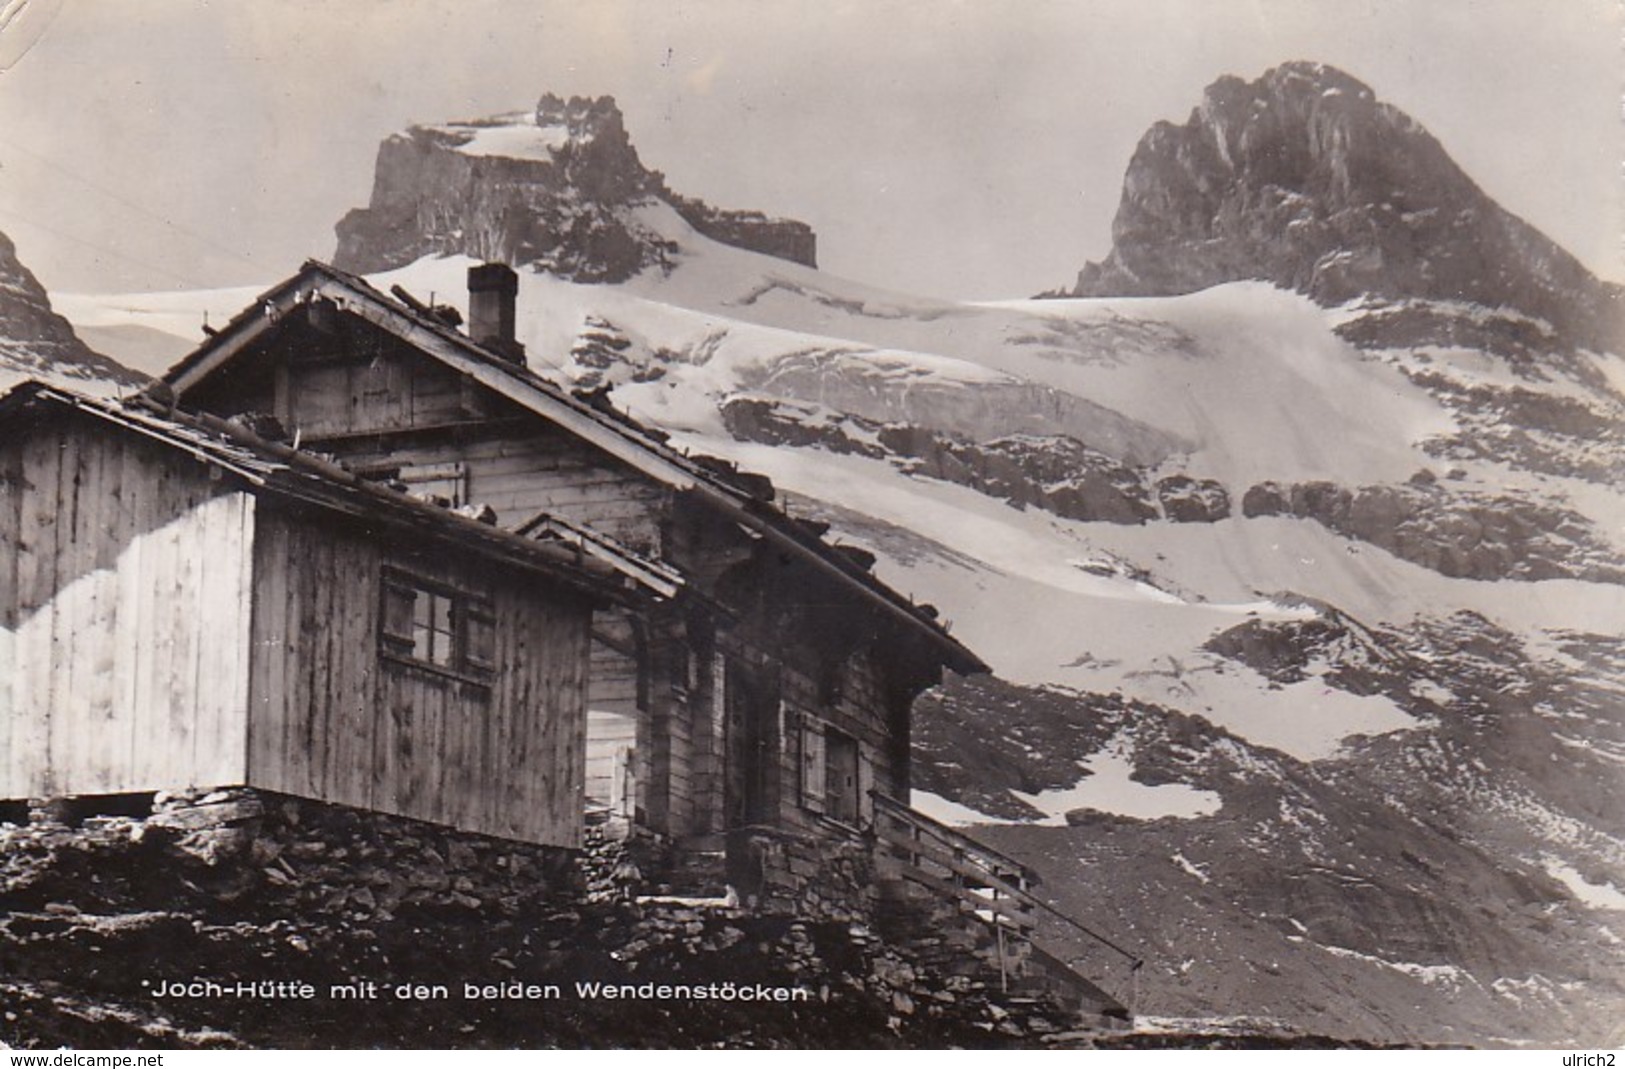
[1069,62,1621,354]
[334,93,816,281]
[0,229,140,390]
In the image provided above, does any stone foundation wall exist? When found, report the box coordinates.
[728,825,878,923]
[21,787,582,922]
[65,785,887,927]
[1,789,1105,1044]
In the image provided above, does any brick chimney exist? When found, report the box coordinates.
[467,263,526,364]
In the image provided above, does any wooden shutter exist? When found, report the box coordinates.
[464,598,496,672]
[801,716,826,814]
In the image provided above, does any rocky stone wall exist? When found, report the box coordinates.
[728,825,880,923]
[6,787,582,921]
[1,789,1097,1047]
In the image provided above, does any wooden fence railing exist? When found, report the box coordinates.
[871,791,1041,940]
[871,790,1143,1016]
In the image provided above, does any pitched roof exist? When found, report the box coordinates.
[0,380,644,603]
[165,261,725,497]
[162,260,986,674]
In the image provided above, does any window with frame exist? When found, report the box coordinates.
[379,568,496,683]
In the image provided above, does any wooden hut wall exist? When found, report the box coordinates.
[334,424,667,554]
[720,634,907,840]
[587,605,728,843]
[170,300,954,855]
[183,318,487,442]
[187,330,668,552]
[0,417,256,800]
[245,506,592,847]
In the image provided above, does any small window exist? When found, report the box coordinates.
[350,462,466,507]
[412,588,456,666]
[801,717,862,826]
[824,729,860,824]
[380,568,494,683]
[398,463,468,508]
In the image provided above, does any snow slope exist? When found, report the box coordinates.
[423,111,572,161]
[59,208,1623,770]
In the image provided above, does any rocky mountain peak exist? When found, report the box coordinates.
[1071,62,1621,353]
[333,92,816,282]
[0,229,140,391]
[528,93,656,203]
[533,92,624,139]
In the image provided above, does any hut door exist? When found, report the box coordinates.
[725,662,778,828]
[586,619,642,833]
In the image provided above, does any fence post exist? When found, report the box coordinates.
[996,920,1009,993]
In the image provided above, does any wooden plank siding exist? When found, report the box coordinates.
[259,332,496,441]
[0,418,255,800]
[690,638,728,839]
[172,329,746,846]
[244,506,592,847]
[329,425,667,554]
[190,337,666,552]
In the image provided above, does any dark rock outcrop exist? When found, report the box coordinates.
[1242,478,1625,582]
[334,94,816,281]
[915,623,1625,1047]
[667,193,817,270]
[0,229,141,389]
[1154,474,1232,523]
[721,395,887,459]
[720,395,1234,526]
[888,430,1159,524]
[1405,369,1625,483]
[1068,62,1622,354]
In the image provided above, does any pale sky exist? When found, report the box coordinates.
[0,0,1619,300]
